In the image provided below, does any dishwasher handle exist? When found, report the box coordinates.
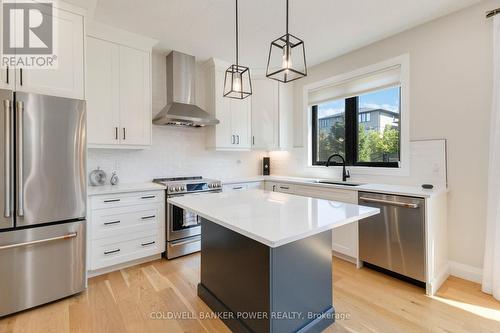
[359,196,419,209]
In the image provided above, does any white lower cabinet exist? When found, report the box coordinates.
[265,182,295,194]
[295,185,358,260]
[223,181,263,192]
[266,182,359,261]
[87,190,165,272]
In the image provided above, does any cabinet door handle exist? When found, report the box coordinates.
[280,186,289,190]
[103,199,120,203]
[252,136,255,145]
[19,68,23,86]
[115,127,118,140]
[232,186,243,190]
[141,241,156,247]
[231,135,235,144]
[141,215,156,220]
[6,66,9,84]
[104,248,120,255]
[122,128,126,140]
[141,195,156,199]
[236,135,240,144]
[104,220,120,226]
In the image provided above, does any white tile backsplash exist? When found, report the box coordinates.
[88,126,264,183]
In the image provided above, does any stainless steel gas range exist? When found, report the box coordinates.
[153,176,222,259]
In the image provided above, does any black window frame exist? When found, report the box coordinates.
[311,90,401,168]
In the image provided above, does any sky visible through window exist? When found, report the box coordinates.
[318,87,400,118]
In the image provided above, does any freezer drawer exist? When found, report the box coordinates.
[0,221,86,317]
[358,192,426,282]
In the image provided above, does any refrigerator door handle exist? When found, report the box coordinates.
[3,100,11,218]
[16,100,24,217]
[0,232,78,250]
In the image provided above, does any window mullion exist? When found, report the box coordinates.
[311,105,320,165]
[344,97,357,165]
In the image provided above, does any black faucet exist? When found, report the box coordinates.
[325,154,350,182]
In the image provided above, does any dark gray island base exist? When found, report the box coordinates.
[198,218,334,333]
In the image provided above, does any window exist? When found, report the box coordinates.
[312,86,401,167]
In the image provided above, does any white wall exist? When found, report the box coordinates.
[271,0,498,271]
[88,52,264,183]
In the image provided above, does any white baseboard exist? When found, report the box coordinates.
[428,263,450,295]
[332,250,357,264]
[448,261,483,284]
[87,254,162,278]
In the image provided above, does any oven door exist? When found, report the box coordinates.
[166,191,222,242]
[166,201,201,241]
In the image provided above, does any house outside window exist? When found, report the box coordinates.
[312,86,401,167]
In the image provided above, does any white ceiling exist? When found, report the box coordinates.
[69,0,481,68]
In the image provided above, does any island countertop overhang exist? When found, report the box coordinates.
[168,189,380,248]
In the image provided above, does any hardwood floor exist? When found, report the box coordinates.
[1,254,499,333]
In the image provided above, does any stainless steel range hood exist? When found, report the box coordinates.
[153,51,219,127]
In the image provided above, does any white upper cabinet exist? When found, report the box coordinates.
[86,37,120,146]
[118,46,151,146]
[250,72,293,151]
[17,6,84,99]
[251,77,279,150]
[0,1,14,90]
[0,67,14,90]
[204,60,252,151]
[86,22,156,149]
[230,97,252,149]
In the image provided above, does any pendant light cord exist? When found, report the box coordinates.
[286,0,289,35]
[236,0,239,66]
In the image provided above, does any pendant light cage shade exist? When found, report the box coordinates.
[266,33,307,83]
[223,64,252,99]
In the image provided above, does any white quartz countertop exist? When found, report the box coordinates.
[169,189,379,248]
[222,175,445,198]
[87,182,165,196]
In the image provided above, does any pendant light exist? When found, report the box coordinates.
[266,0,307,83]
[223,0,252,99]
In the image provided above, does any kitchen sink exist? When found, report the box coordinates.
[317,181,364,187]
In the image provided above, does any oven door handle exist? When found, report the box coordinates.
[171,238,200,247]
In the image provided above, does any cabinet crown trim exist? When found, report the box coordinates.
[87,21,158,51]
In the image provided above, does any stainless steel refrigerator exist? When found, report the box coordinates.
[0,90,87,317]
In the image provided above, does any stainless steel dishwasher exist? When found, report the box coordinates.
[358,192,426,283]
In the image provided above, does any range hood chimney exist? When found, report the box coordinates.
[153,51,219,127]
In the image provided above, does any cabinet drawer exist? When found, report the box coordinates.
[224,183,248,191]
[264,182,295,193]
[91,205,162,240]
[275,183,295,193]
[91,230,163,270]
[294,185,357,204]
[91,190,163,210]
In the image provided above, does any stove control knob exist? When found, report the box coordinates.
[170,186,176,192]
[181,186,186,191]
[209,183,213,188]
[176,186,181,192]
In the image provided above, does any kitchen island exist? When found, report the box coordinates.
[169,190,379,333]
